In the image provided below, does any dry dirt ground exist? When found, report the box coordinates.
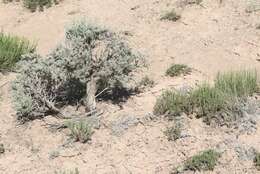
[1,0,260,173]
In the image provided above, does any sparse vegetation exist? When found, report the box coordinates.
[254,152,260,170]
[183,149,220,172]
[12,20,143,121]
[166,64,191,77]
[66,120,93,143]
[154,70,258,126]
[215,70,258,98]
[55,168,79,174]
[160,9,181,22]
[0,144,4,154]
[0,32,35,71]
[189,83,233,125]
[138,75,155,89]
[153,90,191,118]
[164,123,182,141]
[3,0,60,12]
[23,0,60,12]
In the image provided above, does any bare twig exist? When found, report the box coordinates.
[0,81,9,89]
[95,87,109,98]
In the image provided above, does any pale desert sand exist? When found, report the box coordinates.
[0,0,260,173]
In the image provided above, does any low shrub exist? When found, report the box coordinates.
[183,149,220,172]
[166,64,191,77]
[23,0,60,12]
[254,152,260,170]
[160,9,181,22]
[164,123,182,141]
[138,75,155,89]
[12,20,143,121]
[0,32,35,71]
[66,120,93,143]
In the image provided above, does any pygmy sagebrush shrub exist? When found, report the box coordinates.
[13,20,143,121]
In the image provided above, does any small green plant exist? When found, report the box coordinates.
[66,120,93,143]
[166,64,191,77]
[254,152,260,170]
[154,70,259,126]
[215,70,258,98]
[191,84,226,114]
[0,144,4,154]
[153,90,191,118]
[195,0,203,4]
[55,168,79,174]
[160,9,181,22]
[164,123,182,141]
[138,76,155,89]
[0,32,35,71]
[183,149,220,172]
[23,0,59,12]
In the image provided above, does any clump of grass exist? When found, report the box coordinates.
[164,123,182,141]
[166,64,191,77]
[160,9,181,22]
[154,70,259,126]
[55,168,79,174]
[190,84,227,115]
[153,90,191,118]
[215,70,258,98]
[66,120,93,143]
[23,0,59,12]
[138,75,155,89]
[254,152,260,170]
[195,0,203,4]
[0,144,4,154]
[183,149,220,172]
[0,32,35,71]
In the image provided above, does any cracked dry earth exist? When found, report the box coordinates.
[1,0,260,173]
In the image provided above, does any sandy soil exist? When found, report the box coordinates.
[0,0,260,173]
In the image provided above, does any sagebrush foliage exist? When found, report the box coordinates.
[13,20,143,121]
